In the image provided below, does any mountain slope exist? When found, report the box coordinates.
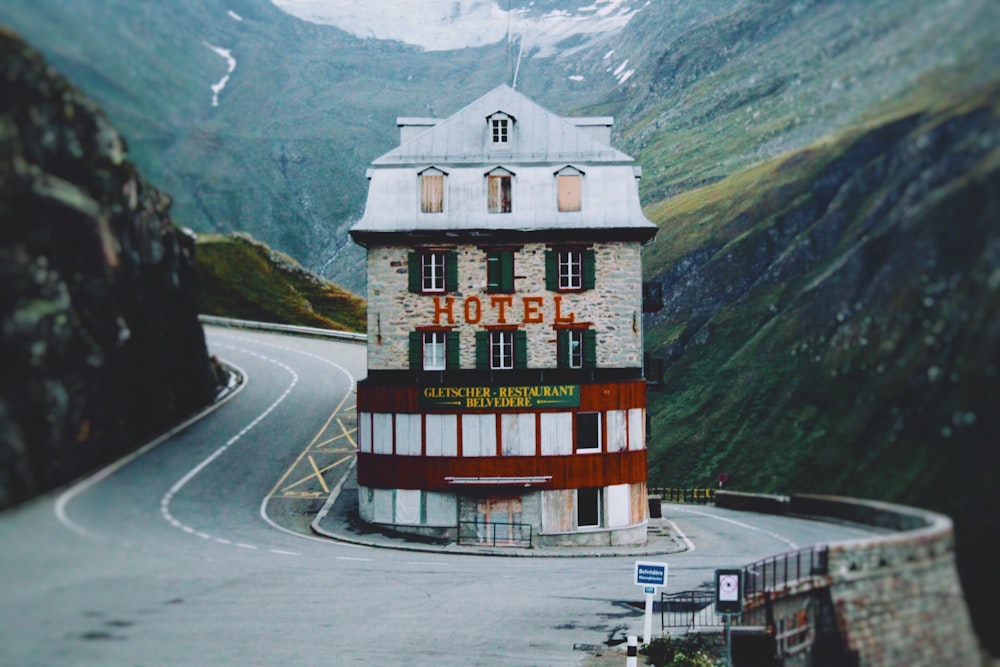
[641,82,1000,648]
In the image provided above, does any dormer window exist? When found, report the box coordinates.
[486,111,515,145]
[556,166,584,212]
[419,166,446,213]
[486,167,514,214]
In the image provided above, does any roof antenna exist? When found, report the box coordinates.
[512,36,523,90]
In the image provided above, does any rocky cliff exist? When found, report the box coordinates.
[0,28,223,510]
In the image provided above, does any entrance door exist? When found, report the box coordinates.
[475,496,523,545]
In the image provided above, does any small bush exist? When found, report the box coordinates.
[642,634,720,667]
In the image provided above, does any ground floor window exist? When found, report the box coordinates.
[577,487,601,528]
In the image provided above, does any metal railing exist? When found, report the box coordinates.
[660,590,724,629]
[457,520,533,548]
[648,487,717,504]
[744,546,829,598]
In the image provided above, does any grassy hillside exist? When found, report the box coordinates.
[194,232,365,333]
[641,80,1000,646]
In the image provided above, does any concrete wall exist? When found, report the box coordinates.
[715,491,980,666]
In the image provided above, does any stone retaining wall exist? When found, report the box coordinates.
[715,491,980,666]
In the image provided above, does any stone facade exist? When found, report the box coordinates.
[365,241,643,371]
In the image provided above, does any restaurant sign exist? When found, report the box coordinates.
[419,385,580,410]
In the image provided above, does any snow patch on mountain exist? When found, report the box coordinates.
[206,44,237,107]
[269,0,645,57]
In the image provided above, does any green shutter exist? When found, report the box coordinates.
[501,250,514,292]
[409,331,422,369]
[583,329,597,368]
[475,331,489,369]
[514,330,528,369]
[408,252,421,293]
[445,251,459,292]
[486,253,499,292]
[545,249,557,291]
[556,329,568,368]
[582,249,596,291]
[446,331,460,369]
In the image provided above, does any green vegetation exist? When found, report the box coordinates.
[194,232,365,333]
[642,635,720,667]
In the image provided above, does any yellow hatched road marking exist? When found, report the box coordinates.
[267,393,355,499]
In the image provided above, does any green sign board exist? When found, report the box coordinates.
[419,385,580,411]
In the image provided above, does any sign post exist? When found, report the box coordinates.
[714,569,744,667]
[634,560,668,645]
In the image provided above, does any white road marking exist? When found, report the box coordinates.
[669,505,799,550]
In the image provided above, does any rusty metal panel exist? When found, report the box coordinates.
[501,413,536,456]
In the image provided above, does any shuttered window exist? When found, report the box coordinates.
[476,330,526,370]
[558,329,596,369]
[545,248,595,292]
[408,251,458,294]
[410,330,460,370]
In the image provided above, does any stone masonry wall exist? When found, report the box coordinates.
[716,492,980,665]
[365,241,644,371]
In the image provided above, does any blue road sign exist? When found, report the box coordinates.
[634,560,668,587]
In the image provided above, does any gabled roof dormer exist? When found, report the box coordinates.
[486,110,515,147]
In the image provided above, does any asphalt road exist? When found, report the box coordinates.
[0,326,878,666]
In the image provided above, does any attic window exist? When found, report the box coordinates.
[556,166,584,212]
[487,111,515,145]
[419,167,446,213]
[492,118,508,143]
[486,167,514,214]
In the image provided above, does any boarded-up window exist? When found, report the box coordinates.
[373,413,393,454]
[395,489,421,524]
[358,412,372,453]
[426,414,458,456]
[421,171,444,213]
[394,414,421,456]
[558,174,581,211]
[501,413,536,456]
[606,483,630,528]
[540,413,573,455]
[462,413,496,457]
[606,410,627,452]
[628,408,645,451]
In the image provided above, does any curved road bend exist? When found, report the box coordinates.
[0,326,878,666]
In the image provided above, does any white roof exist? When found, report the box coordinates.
[351,85,656,242]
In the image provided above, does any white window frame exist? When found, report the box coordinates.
[422,252,446,293]
[576,411,601,452]
[491,118,508,144]
[490,330,514,370]
[567,329,584,369]
[423,331,446,370]
[558,250,583,290]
